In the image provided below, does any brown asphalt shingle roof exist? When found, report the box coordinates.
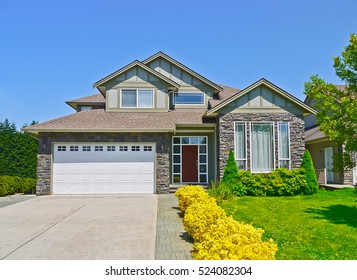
[304,126,326,142]
[24,83,240,133]
[24,108,208,132]
[67,93,105,104]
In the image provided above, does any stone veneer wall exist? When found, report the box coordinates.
[217,112,305,178]
[36,132,170,195]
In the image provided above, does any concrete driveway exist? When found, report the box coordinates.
[0,195,157,260]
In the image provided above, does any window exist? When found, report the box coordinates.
[70,146,78,152]
[251,123,274,173]
[79,106,92,111]
[57,146,66,152]
[107,146,116,152]
[144,146,152,151]
[82,146,91,152]
[132,146,140,151]
[173,92,204,105]
[95,146,103,152]
[121,89,153,108]
[278,122,290,169]
[119,146,128,151]
[234,123,247,170]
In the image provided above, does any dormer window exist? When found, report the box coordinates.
[121,89,154,108]
[173,92,204,105]
[79,106,92,111]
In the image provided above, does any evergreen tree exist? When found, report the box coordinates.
[300,149,319,194]
[221,151,245,196]
[0,119,37,178]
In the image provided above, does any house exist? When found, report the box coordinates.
[23,52,317,195]
[304,94,356,186]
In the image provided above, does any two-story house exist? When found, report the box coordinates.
[24,52,317,195]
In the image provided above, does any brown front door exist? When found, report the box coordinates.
[182,145,198,182]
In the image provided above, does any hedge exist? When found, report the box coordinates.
[0,176,36,197]
[176,185,278,260]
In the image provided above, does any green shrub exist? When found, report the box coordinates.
[300,149,319,194]
[0,179,11,197]
[238,170,267,196]
[236,169,308,196]
[221,151,242,193]
[21,178,36,194]
[0,175,37,196]
[265,168,307,196]
[207,180,235,201]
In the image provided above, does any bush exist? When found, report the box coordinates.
[175,185,208,214]
[183,200,226,242]
[221,151,241,193]
[176,185,278,260]
[207,180,235,201]
[0,175,37,196]
[265,168,308,196]
[236,169,309,196]
[192,216,278,260]
[300,149,319,194]
[238,171,268,196]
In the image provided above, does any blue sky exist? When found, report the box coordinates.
[0,0,356,128]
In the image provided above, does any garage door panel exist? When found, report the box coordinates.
[53,143,155,194]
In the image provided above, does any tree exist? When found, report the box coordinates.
[304,34,357,170]
[300,150,319,194]
[0,119,37,178]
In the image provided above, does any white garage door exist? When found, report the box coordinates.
[53,143,155,194]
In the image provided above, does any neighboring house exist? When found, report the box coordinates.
[304,94,356,186]
[23,52,317,195]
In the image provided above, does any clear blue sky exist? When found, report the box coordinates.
[1,0,356,128]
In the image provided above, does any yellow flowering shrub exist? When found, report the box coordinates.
[192,216,278,260]
[175,185,209,214]
[175,185,278,260]
[183,200,226,242]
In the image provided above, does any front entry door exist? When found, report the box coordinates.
[324,147,334,183]
[182,145,198,182]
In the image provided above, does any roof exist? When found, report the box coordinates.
[66,93,105,104]
[142,51,223,92]
[209,84,240,108]
[304,126,327,142]
[66,93,105,109]
[23,108,208,134]
[93,60,180,88]
[206,78,318,116]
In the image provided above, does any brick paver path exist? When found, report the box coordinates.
[155,194,193,260]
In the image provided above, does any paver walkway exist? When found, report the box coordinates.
[155,194,193,260]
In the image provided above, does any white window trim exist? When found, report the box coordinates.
[234,122,247,170]
[120,88,154,108]
[172,136,208,184]
[277,122,291,169]
[173,92,205,105]
[250,122,276,173]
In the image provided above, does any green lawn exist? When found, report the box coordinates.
[220,188,357,260]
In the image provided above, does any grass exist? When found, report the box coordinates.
[219,188,357,260]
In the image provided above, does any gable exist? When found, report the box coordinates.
[143,52,222,93]
[219,85,304,114]
[206,79,317,117]
[93,60,179,91]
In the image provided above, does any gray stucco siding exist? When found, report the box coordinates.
[36,132,170,195]
[217,112,305,178]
